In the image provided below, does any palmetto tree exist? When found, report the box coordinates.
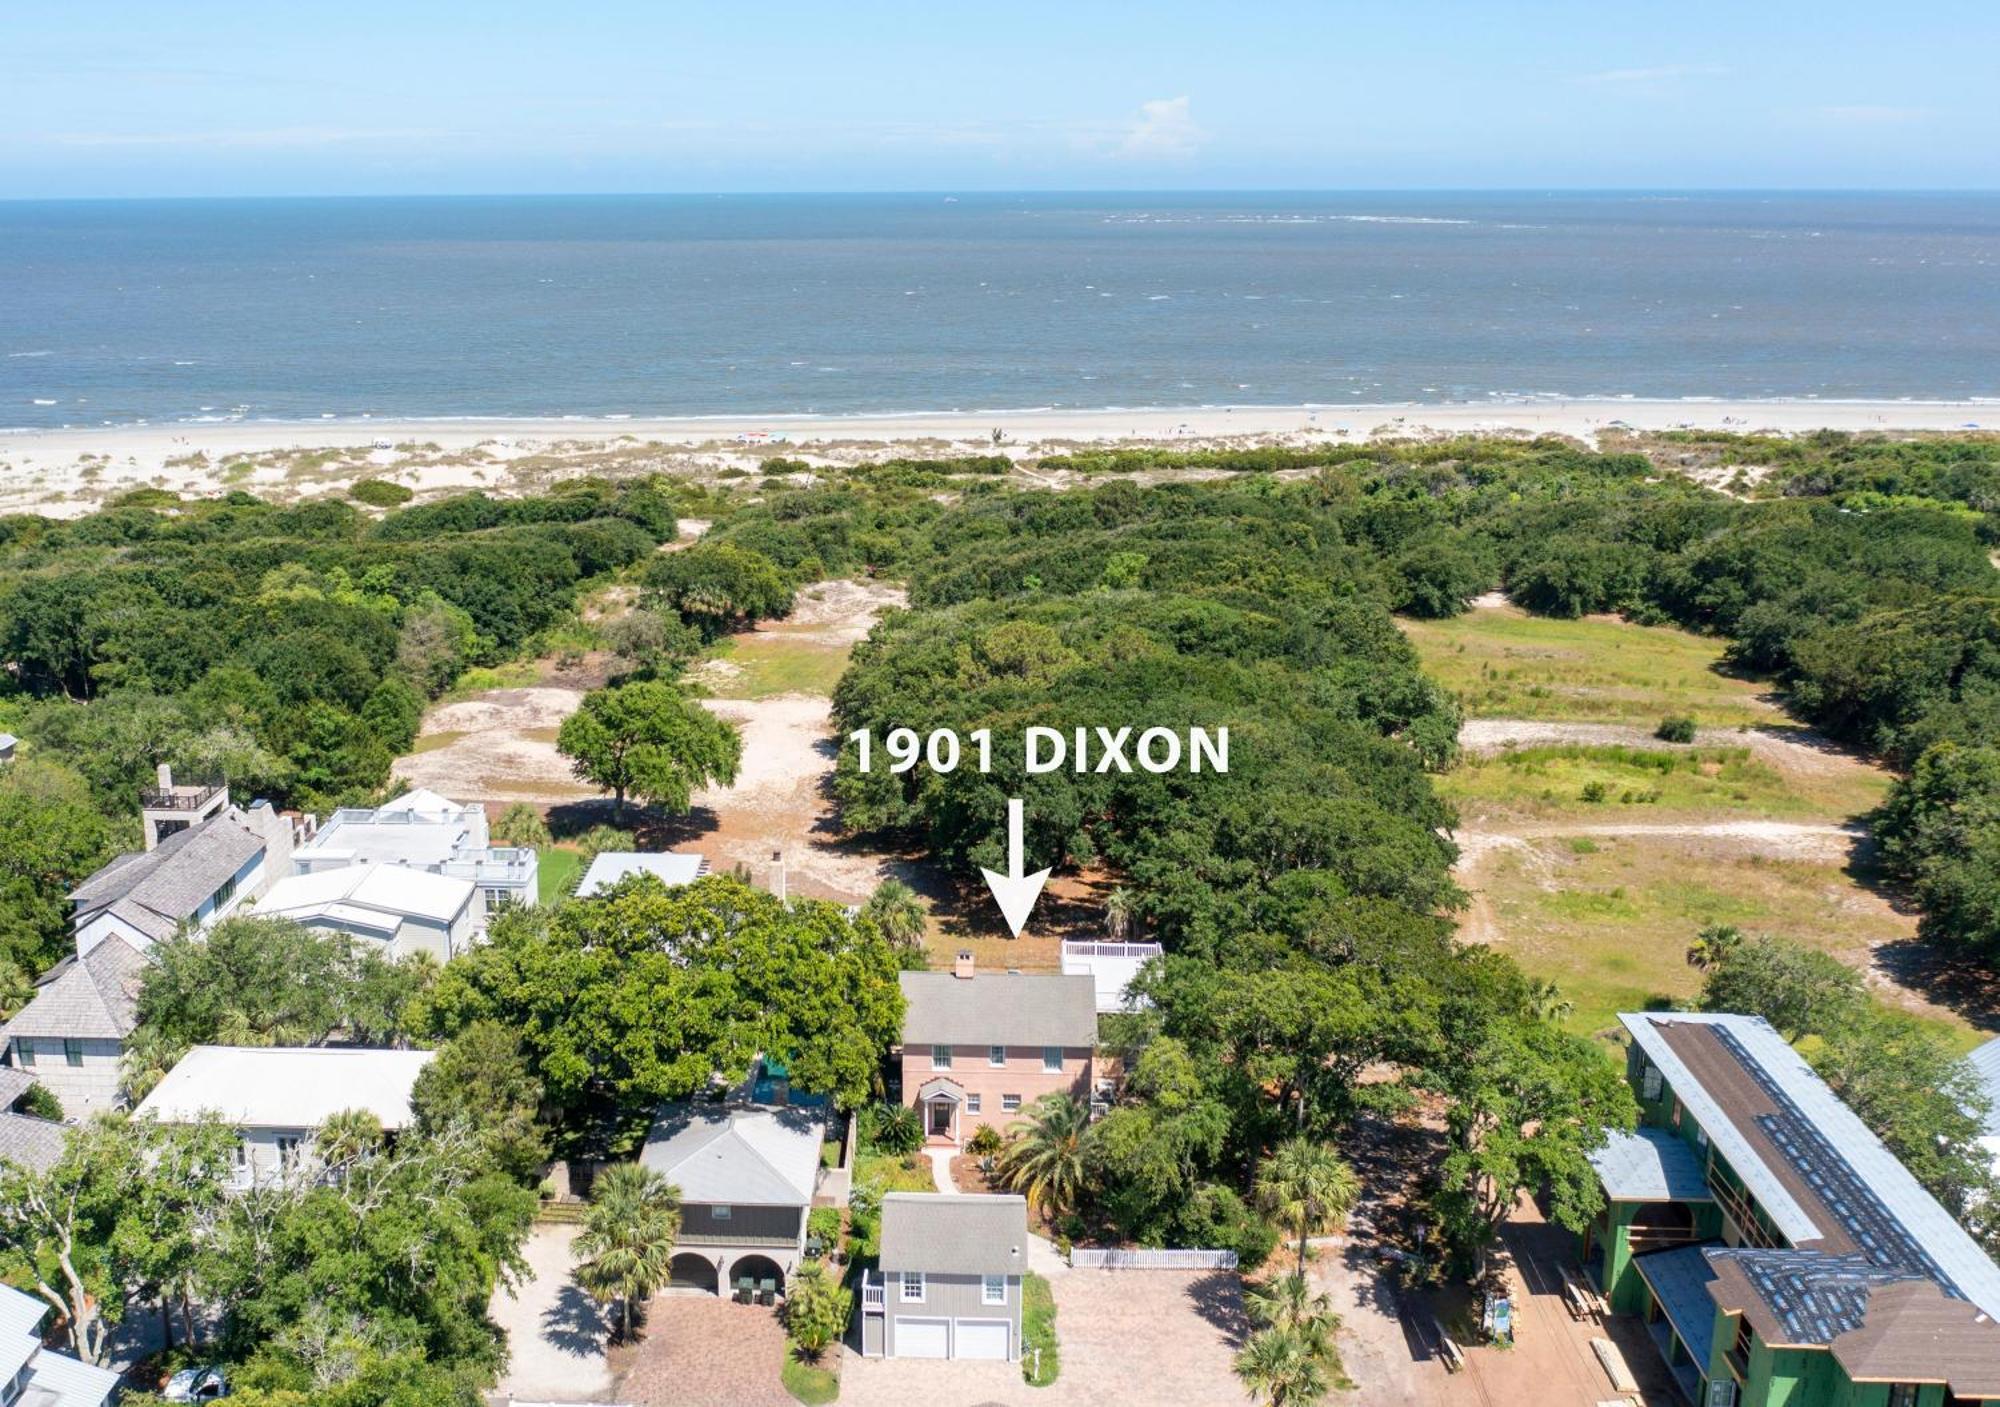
[994,1093,1091,1221]
[860,879,928,956]
[1245,1272,1337,1339]
[1254,1137,1360,1276]
[1525,978,1573,1024]
[1235,1325,1335,1407]
[1686,923,1743,972]
[573,1163,682,1342]
[119,1027,187,1105]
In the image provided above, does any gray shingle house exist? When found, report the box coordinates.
[70,805,285,956]
[639,1101,827,1299]
[0,938,146,1118]
[861,1194,1028,1361]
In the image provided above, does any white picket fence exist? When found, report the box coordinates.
[1069,1248,1239,1270]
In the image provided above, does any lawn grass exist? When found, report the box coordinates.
[852,1150,935,1194]
[1472,836,1978,1048]
[1439,743,1890,824]
[441,658,542,700]
[1021,1271,1060,1387]
[1400,605,1782,726]
[782,1348,840,1404]
[700,633,852,700]
[537,845,583,905]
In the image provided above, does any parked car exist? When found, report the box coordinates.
[163,1366,230,1401]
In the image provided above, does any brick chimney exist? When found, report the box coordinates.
[953,950,976,980]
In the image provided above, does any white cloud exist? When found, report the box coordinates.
[1113,96,1203,160]
[1579,64,1726,86]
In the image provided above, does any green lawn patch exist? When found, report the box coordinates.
[782,1348,840,1404]
[853,1151,934,1194]
[537,846,583,905]
[442,659,542,700]
[1021,1272,1060,1387]
[1400,605,1781,726]
[699,633,852,700]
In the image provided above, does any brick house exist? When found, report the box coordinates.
[897,953,1097,1147]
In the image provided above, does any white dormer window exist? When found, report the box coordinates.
[900,1270,925,1303]
[989,1045,1006,1067]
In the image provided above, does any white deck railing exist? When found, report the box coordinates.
[1069,1248,1238,1270]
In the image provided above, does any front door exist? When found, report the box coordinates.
[928,1098,953,1138]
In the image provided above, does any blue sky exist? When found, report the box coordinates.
[4,0,1995,197]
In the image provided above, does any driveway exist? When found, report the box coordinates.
[838,1267,1249,1407]
[490,1224,615,1401]
[616,1294,793,1407]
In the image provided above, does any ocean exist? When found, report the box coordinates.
[3,191,1998,430]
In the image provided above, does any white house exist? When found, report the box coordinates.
[0,1283,119,1407]
[1970,1035,2000,1176]
[1059,939,1162,1013]
[577,850,708,898]
[134,1045,436,1189]
[0,934,147,1119]
[251,863,479,963]
[297,788,537,913]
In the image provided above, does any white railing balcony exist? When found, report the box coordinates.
[861,1273,885,1311]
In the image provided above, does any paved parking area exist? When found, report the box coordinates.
[489,1224,614,1402]
[616,1294,793,1407]
[838,1267,1249,1407]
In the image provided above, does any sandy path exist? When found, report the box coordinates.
[1458,717,1877,783]
[391,684,595,802]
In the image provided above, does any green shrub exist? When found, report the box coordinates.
[781,1348,840,1404]
[967,1124,1004,1157]
[16,1082,61,1121]
[807,1205,843,1252]
[1021,1272,1060,1386]
[1655,715,1698,744]
[860,1101,922,1156]
[1579,781,1609,804]
[350,478,415,508]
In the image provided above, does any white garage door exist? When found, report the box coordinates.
[954,1320,1010,1360]
[897,1318,949,1358]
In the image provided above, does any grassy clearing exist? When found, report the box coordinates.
[699,633,852,700]
[1440,743,1889,824]
[538,845,583,905]
[853,1150,935,1194]
[1400,605,1781,726]
[441,659,542,700]
[1021,1272,1060,1387]
[782,1349,840,1404]
[1472,837,1976,1047]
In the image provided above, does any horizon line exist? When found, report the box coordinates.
[5,185,2000,204]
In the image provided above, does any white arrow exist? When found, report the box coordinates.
[979,797,1051,938]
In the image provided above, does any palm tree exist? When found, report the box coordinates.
[1245,1272,1337,1339]
[1254,1138,1360,1276]
[573,1163,682,1342]
[1525,978,1572,1024]
[1235,1325,1334,1407]
[119,1027,187,1104]
[860,879,928,956]
[316,1108,385,1170]
[1104,886,1136,942]
[994,1093,1091,1222]
[1686,923,1743,972]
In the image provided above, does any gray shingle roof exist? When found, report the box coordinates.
[899,971,1096,1048]
[639,1103,824,1207]
[0,1113,66,1175]
[1588,1127,1712,1203]
[0,1068,32,1107]
[878,1193,1028,1277]
[0,939,147,1042]
[1632,1245,1720,1368]
[70,812,263,943]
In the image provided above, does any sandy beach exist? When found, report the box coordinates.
[1,398,1993,515]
